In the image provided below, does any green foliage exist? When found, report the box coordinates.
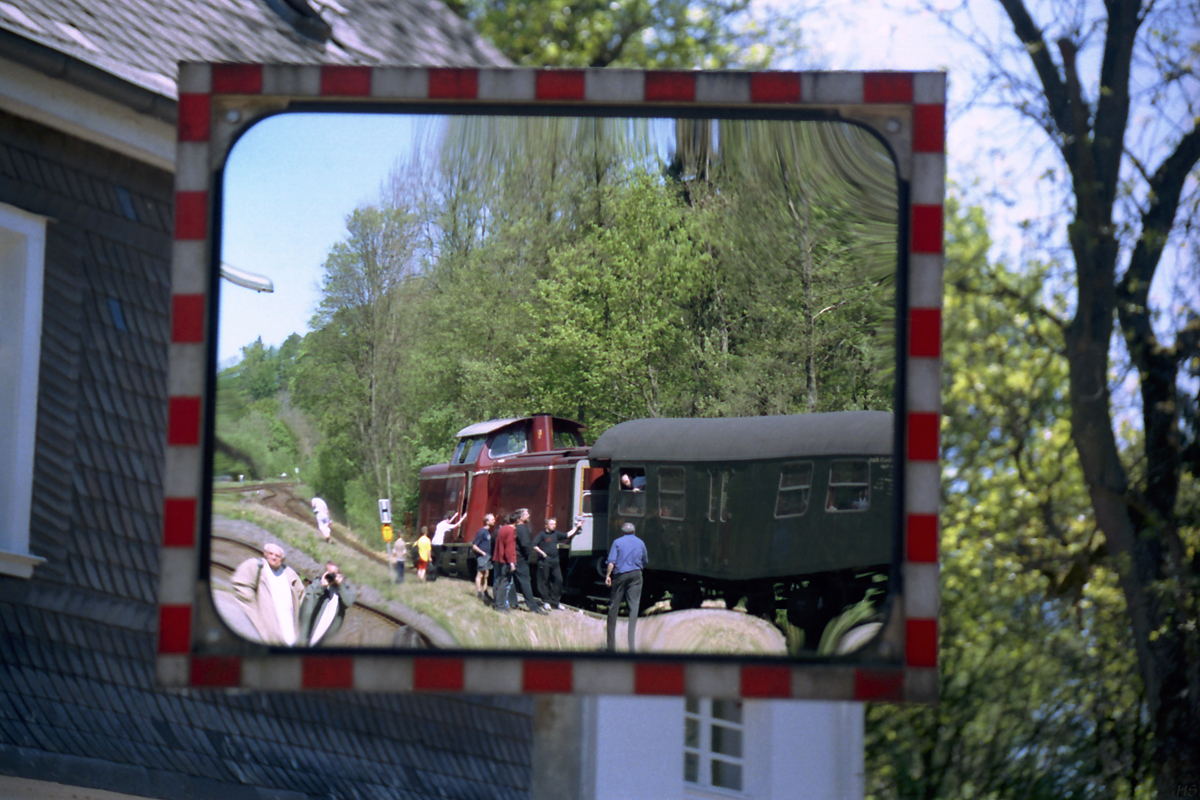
[445,0,805,68]
[864,198,1152,800]
[526,173,712,429]
[213,338,309,480]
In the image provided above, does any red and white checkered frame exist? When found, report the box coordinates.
[158,63,943,702]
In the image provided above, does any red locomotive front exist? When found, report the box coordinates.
[417,415,609,578]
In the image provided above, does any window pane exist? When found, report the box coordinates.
[830,460,869,484]
[686,697,700,714]
[617,492,645,517]
[775,487,809,517]
[711,699,742,723]
[779,462,813,489]
[659,466,685,493]
[660,497,684,520]
[711,759,743,791]
[827,486,869,511]
[684,752,699,783]
[552,424,582,448]
[711,724,743,758]
[685,717,699,748]
[489,429,528,457]
[465,439,485,463]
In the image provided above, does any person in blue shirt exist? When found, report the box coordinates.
[605,521,649,652]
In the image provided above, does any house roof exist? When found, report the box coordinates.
[589,411,895,463]
[0,0,508,107]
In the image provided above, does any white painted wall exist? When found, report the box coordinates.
[0,202,48,578]
[587,697,864,800]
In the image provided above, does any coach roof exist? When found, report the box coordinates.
[589,411,894,463]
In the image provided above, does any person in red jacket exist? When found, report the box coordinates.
[492,514,517,613]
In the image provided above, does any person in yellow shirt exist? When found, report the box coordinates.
[416,526,432,581]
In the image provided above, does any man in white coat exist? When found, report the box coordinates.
[230,542,305,645]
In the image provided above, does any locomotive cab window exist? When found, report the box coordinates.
[453,436,485,465]
[489,426,528,458]
[775,462,813,518]
[658,466,685,520]
[552,421,584,449]
[616,467,646,516]
[826,460,870,512]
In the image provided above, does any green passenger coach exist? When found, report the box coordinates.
[587,412,895,636]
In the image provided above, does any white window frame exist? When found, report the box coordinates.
[0,202,49,578]
[684,697,746,795]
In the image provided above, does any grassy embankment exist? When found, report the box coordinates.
[212,491,611,651]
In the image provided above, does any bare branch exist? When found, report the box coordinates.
[995,0,1073,135]
[1118,120,1200,335]
[1090,0,1141,208]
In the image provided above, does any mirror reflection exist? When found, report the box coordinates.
[210,111,899,657]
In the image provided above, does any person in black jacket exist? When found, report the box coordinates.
[298,562,357,646]
[512,509,547,615]
[533,516,583,610]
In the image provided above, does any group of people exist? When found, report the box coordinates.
[465,509,584,614]
[292,495,649,652]
[465,509,650,653]
[230,542,356,647]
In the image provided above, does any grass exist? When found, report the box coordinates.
[212,491,608,650]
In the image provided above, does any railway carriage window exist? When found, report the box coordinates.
[775,462,814,518]
[616,467,646,516]
[658,467,685,520]
[708,470,731,522]
[488,428,527,458]
[826,460,870,512]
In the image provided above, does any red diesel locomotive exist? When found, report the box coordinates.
[416,415,611,584]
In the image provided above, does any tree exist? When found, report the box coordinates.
[866,199,1153,800]
[294,204,422,531]
[941,0,1200,790]
[526,171,712,428]
[442,0,805,68]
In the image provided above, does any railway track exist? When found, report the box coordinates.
[214,482,390,567]
[209,522,432,648]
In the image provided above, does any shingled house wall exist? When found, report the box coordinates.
[0,107,533,800]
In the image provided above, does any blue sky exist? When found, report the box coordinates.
[219,113,431,364]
